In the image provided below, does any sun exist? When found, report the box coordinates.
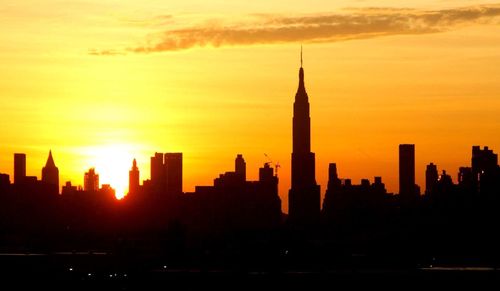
[84,144,135,199]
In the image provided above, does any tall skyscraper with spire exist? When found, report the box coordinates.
[42,150,59,194]
[129,158,140,195]
[288,48,320,225]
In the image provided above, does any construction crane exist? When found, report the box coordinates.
[264,153,280,178]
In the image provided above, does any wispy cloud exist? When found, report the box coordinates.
[90,5,500,55]
[88,49,125,56]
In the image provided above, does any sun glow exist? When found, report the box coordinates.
[83,144,135,199]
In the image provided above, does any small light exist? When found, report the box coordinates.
[124,274,127,277]
[163,265,167,269]
[69,267,73,271]
[109,274,113,278]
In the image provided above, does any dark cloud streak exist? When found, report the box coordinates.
[90,5,500,55]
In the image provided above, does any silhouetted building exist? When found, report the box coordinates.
[0,173,9,192]
[14,153,26,185]
[472,146,498,194]
[84,168,99,192]
[41,150,59,194]
[129,158,140,195]
[288,50,320,225]
[151,152,165,193]
[235,154,246,182]
[322,163,388,226]
[439,170,453,185]
[425,163,438,195]
[458,166,473,191]
[185,155,281,232]
[165,153,182,196]
[149,152,183,196]
[399,144,418,201]
[259,162,273,182]
[61,181,77,195]
[100,184,116,197]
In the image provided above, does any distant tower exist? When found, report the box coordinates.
[425,162,438,195]
[259,162,274,182]
[151,152,165,193]
[471,146,498,193]
[42,150,59,194]
[129,158,140,195]
[14,153,26,185]
[288,48,321,225]
[165,153,183,196]
[84,168,99,192]
[399,144,417,199]
[327,163,341,189]
[235,154,246,182]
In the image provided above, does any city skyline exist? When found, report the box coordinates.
[1,1,500,211]
[1,44,498,206]
[2,1,500,286]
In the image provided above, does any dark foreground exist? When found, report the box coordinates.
[2,253,500,290]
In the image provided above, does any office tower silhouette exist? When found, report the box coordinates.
[61,181,77,195]
[129,158,140,195]
[399,144,417,199]
[14,153,26,185]
[41,150,59,194]
[151,152,165,193]
[84,168,99,191]
[259,162,274,182]
[458,166,473,190]
[472,146,498,194]
[0,173,10,192]
[288,49,320,225]
[149,152,183,196]
[235,154,246,182]
[165,153,183,196]
[425,163,438,195]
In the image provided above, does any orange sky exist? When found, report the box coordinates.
[0,1,499,210]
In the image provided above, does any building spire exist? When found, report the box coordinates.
[45,150,56,168]
[301,45,303,68]
[297,46,306,96]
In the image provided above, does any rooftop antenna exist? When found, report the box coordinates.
[300,45,303,68]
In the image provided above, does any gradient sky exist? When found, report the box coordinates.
[0,1,499,209]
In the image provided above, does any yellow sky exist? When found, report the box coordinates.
[0,1,499,209]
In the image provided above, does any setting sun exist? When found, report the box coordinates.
[83,144,135,199]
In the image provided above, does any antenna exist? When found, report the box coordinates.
[300,45,303,68]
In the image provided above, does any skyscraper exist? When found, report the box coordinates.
[41,150,59,194]
[150,152,165,193]
[165,153,183,196]
[472,146,498,189]
[288,49,320,225]
[425,162,438,195]
[129,158,140,195]
[84,168,99,192]
[399,144,417,199]
[235,154,246,182]
[13,153,26,185]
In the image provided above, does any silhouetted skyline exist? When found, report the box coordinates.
[2,3,499,210]
[1,51,500,288]
[1,2,500,287]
